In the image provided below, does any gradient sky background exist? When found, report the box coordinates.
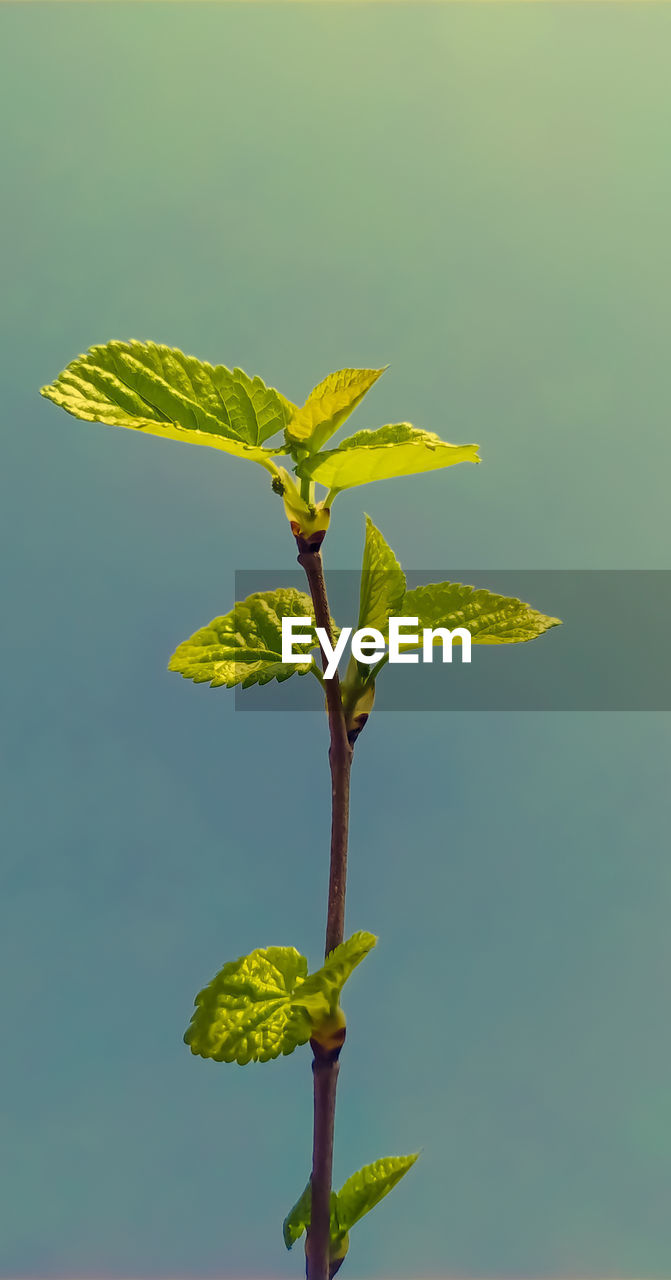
[2,3,671,1277]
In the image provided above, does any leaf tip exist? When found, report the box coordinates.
[351,928,378,953]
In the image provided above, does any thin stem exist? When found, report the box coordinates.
[297,543,353,1280]
[299,472,315,506]
[308,1048,340,1280]
[309,659,326,688]
[365,652,389,686]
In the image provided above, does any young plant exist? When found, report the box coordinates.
[41,343,561,1280]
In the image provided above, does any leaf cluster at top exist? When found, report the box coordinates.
[41,341,479,499]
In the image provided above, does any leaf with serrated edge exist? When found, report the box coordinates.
[293,931,377,1022]
[336,1154,420,1233]
[284,1153,418,1255]
[186,932,375,1066]
[184,947,312,1065]
[41,341,291,468]
[358,515,406,635]
[304,423,479,490]
[286,367,387,451]
[402,582,561,646]
[168,588,335,690]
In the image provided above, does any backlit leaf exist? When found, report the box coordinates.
[168,587,325,689]
[184,946,312,1065]
[293,931,377,1023]
[358,515,406,634]
[286,367,386,451]
[402,581,561,645]
[304,423,479,491]
[186,932,376,1066]
[336,1154,419,1233]
[283,1153,418,1261]
[41,341,290,468]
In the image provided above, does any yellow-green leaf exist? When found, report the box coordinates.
[168,587,327,689]
[402,581,562,645]
[185,931,376,1066]
[41,340,290,469]
[184,946,313,1065]
[336,1154,419,1233]
[283,1181,345,1268]
[358,514,406,634]
[283,1154,418,1262]
[304,423,479,491]
[286,367,387,451]
[292,931,377,1024]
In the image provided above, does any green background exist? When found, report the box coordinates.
[2,2,670,1276]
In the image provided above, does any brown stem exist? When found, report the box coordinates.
[296,543,353,1280]
[307,1045,340,1280]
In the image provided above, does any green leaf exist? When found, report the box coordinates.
[286,366,387,452]
[293,931,377,1024]
[168,587,327,689]
[336,1153,420,1233]
[402,581,562,645]
[184,946,313,1065]
[41,340,291,469]
[283,1181,340,1250]
[185,932,376,1066]
[283,1154,419,1261]
[303,423,480,491]
[283,1181,314,1249]
[358,514,406,634]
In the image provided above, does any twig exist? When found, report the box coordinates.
[297,542,353,1280]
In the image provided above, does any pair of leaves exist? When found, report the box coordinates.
[357,514,562,646]
[283,1153,419,1264]
[41,342,480,495]
[184,930,376,1065]
[284,367,480,490]
[169,517,561,693]
[41,343,379,462]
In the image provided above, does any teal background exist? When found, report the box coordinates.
[2,3,671,1276]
